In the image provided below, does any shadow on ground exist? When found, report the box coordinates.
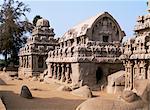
[0,90,85,110]
[0,78,6,85]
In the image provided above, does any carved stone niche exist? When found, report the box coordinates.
[48,52,51,58]
[70,47,74,57]
[53,50,57,58]
[40,36,47,42]
[51,51,54,58]
[56,50,59,57]
[32,36,37,42]
[38,46,45,52]
[87,41,93,47]
[31,44,36,52]
[67,40,71,47]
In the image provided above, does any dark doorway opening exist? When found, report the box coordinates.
[96,67,103,84]
[38,56,44,68]
[103,36,109,42]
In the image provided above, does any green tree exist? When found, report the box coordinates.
[0,0,32,66]
[33,15,42,26]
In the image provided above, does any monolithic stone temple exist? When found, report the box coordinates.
[120,0,150,90]
[46,12,125,88]
[18,19,58,77]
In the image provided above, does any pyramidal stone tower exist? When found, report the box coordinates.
[18,19,58,77]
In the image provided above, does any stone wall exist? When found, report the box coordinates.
[75,62,124,89]
[71,63,80,85]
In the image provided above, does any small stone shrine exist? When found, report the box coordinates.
[18,19,58,77]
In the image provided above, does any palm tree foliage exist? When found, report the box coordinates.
[0,0,32,66]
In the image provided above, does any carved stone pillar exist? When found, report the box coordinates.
[51,63,54,77]
[57,64,61,80]
[65,64,71,84]
[129,63,134,90]
[19,57,22,67]
[125,61,133,90]
[148,65,150,79]
[28,56,31,68]
[21,57,23,67]
[139,61,146,79]
[52,63,57,79]
[60,64,66,82]
[133,62,139,80]
[24,57,26,68]
[74,38,77,45]
[125,67,127,72]
[48,63,53,77]
[142,66,146,79]
[26,56,29,68]
[25,56,27,68]
[22,57,24,67]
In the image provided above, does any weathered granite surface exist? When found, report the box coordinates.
[46,12,125,89]
[18,19,58,77]
[120,0,150,91]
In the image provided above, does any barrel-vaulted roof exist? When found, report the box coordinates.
[59,12,125,42]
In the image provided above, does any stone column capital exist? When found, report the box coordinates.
[57,63,59,66]
[53,63,57,66]
[61,64,65,67]
[66,64,70,68]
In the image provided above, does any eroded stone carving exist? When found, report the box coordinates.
[120,5,150,90]
[18,19,58,77]
[46,12,125,89]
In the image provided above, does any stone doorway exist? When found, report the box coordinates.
[96,67,103,84]
[38,56,44,68]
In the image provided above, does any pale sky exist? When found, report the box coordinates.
[0,0,148,59]
[21,0,147,40]
[0,0,148,38]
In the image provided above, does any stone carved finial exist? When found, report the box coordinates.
[36,19,50,27]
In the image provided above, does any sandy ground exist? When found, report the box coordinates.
[0,71,117,110]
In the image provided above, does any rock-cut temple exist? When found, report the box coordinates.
[18,12,125,89]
